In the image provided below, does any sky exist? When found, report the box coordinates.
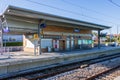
[0,0,120,34]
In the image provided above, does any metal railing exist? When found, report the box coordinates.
[0,46,23,56]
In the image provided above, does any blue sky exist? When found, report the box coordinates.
[0,0,120,34]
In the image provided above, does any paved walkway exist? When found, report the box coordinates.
[0,46,120,64]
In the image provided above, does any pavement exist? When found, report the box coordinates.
[0,46,120,64]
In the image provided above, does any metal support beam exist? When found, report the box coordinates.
[38,19,46,55]
[98,30,101,49]
[0,17,3,54]
[38,24,42,55]
[38,19,44,55]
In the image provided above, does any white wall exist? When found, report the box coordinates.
[25,38,52,48]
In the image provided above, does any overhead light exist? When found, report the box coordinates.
[7,9,10,12]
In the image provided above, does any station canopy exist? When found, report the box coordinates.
[0,5,110,34]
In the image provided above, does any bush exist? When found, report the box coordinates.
[3,42,23,46]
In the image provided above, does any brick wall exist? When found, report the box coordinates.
[43,26,91,34]
[23,26,92,53]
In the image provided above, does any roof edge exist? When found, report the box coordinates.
[0,5,9,16]
[6,5,111,29]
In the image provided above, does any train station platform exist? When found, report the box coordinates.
[0,46,120,79]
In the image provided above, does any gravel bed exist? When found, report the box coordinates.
[44,57,120,80]
[94,67,120,80]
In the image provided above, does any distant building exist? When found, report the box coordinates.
[92,33,107,42]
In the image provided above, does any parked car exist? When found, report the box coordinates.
[111,42,118,47]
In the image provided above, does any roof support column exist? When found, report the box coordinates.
[0,17,3,54]
[38,20,42,55]
[98,30,101,49]
[38,19,46,55]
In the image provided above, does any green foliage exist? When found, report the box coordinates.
[105,37,115,42]
[116,37,120,43]
[3,42,23,46]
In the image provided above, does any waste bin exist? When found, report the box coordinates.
[48,46,51,52]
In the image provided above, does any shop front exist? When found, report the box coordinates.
[23,28,93,53]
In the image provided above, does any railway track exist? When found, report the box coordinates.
[2,53,120,80]
[93,66,120,80]
[45,57,120,80]
[86,65,120,80]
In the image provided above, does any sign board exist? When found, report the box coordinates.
[43,35,61,39]
[3,26,10,33]
[39,23,46,28]
[34,30,44,39]
[34,34,38,39]
[74,28,80,33]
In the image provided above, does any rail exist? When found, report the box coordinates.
[86,65,120,80]
[1,53,120,80]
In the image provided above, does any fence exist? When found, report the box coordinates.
[0,46,23,55]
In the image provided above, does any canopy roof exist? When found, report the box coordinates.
[1,5,110,30]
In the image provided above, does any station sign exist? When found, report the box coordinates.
[3,26,10,33]
[43,35,61,39]
[39,23,46,28]
[74,28,80,33]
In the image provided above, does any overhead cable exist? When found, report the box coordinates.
[62,0,120,21]
[108,0,120,8]
[25,0,120,26]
